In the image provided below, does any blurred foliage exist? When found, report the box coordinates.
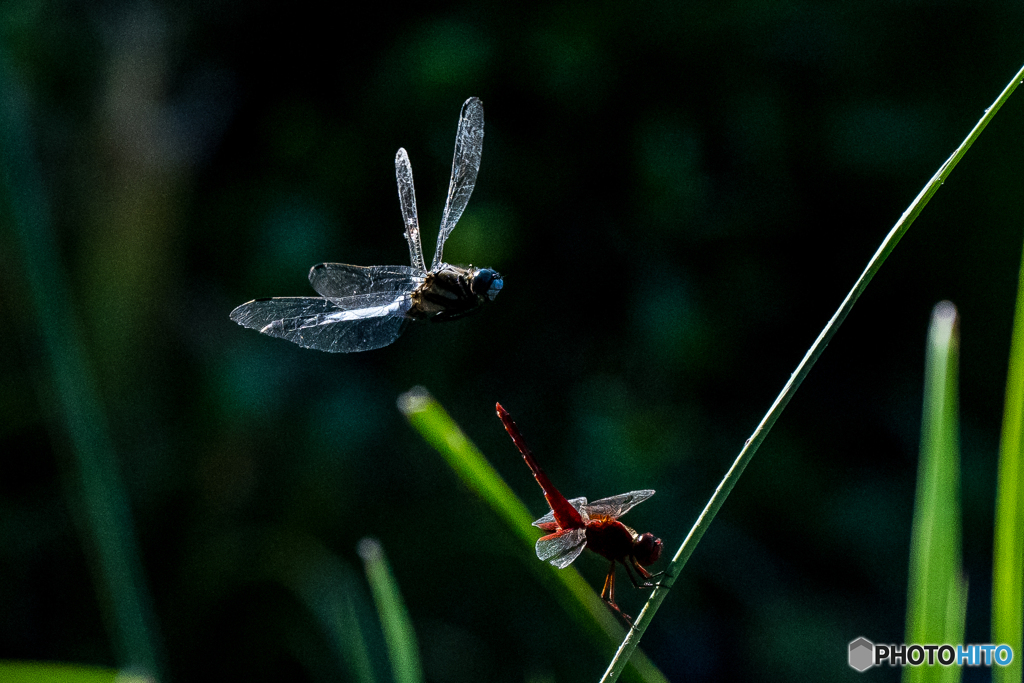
[1,1,1023,682]
[0,661,149,683]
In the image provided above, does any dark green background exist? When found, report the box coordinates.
[2,1,1023,681]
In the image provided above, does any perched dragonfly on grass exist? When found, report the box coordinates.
[229,97,502,353]
[496,403,663,624]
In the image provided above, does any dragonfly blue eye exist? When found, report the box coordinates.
[487,276,503,301]
[472,268,502,301]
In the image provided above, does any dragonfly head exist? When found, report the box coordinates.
[470,268,503,302]
[633,532,663,567]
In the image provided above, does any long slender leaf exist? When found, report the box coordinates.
[904,302,966,683]
[991,239,1024,683]
[598,60,1024,683]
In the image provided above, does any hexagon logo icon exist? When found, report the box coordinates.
[849,637,875,672]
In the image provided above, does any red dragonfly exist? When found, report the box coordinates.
[496,403,663,623]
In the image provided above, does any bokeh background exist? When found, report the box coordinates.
[2,1,1023,681]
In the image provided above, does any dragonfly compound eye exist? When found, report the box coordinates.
[634,533,663,566]
[472,268,503,301]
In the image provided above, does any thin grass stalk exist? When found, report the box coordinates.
[0,44,161,678]
[599,61,1024,683]
[991,238,1024,683]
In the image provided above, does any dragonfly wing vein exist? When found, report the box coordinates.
[584,490,655,519]
[395,148,427,272]
[432,97,484,270]
[308,263,423,299]
[229,295,412,353]
[536,528,587,568]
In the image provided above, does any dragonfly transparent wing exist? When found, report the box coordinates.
[308,263,424,299]
[583,490,655,520]
[536,527,587,569]
[395,148,427,272]
[431,97,484,271]
[229,294,413,353]
[532,497,588,529]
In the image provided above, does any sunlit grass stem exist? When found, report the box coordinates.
[597,60,1024,682]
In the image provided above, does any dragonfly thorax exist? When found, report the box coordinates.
[584,520,662,567]
[584,519,638,563]
[410,264,503,322]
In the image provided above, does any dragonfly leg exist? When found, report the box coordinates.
[601,560,616,603]
[600,561,634,626]
[624,558,661,589]
[636,561,670,587]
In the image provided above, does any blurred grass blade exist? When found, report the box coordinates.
[0,44,161,678]
[599,60,1024,683]
[398,388,537,549]
[904,301,966,683]
[0,662,150,683]
[358,538,424,683]
[397,388,667,683]
[260,529,380,683]
[991,241,1024,683]
[295,561,378,683]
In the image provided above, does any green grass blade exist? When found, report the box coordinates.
[903,302,966,683]
[357,538,424,683]
[0,44,161,678]
[0,662,150,683]
[397,388,667,683]
[991,239,1024,683]
[398,389,538,549]
[598,61,1024,683]
[260,529,380,683]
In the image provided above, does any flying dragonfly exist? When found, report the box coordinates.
[496,403,663,624]
[229,97,502,353]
